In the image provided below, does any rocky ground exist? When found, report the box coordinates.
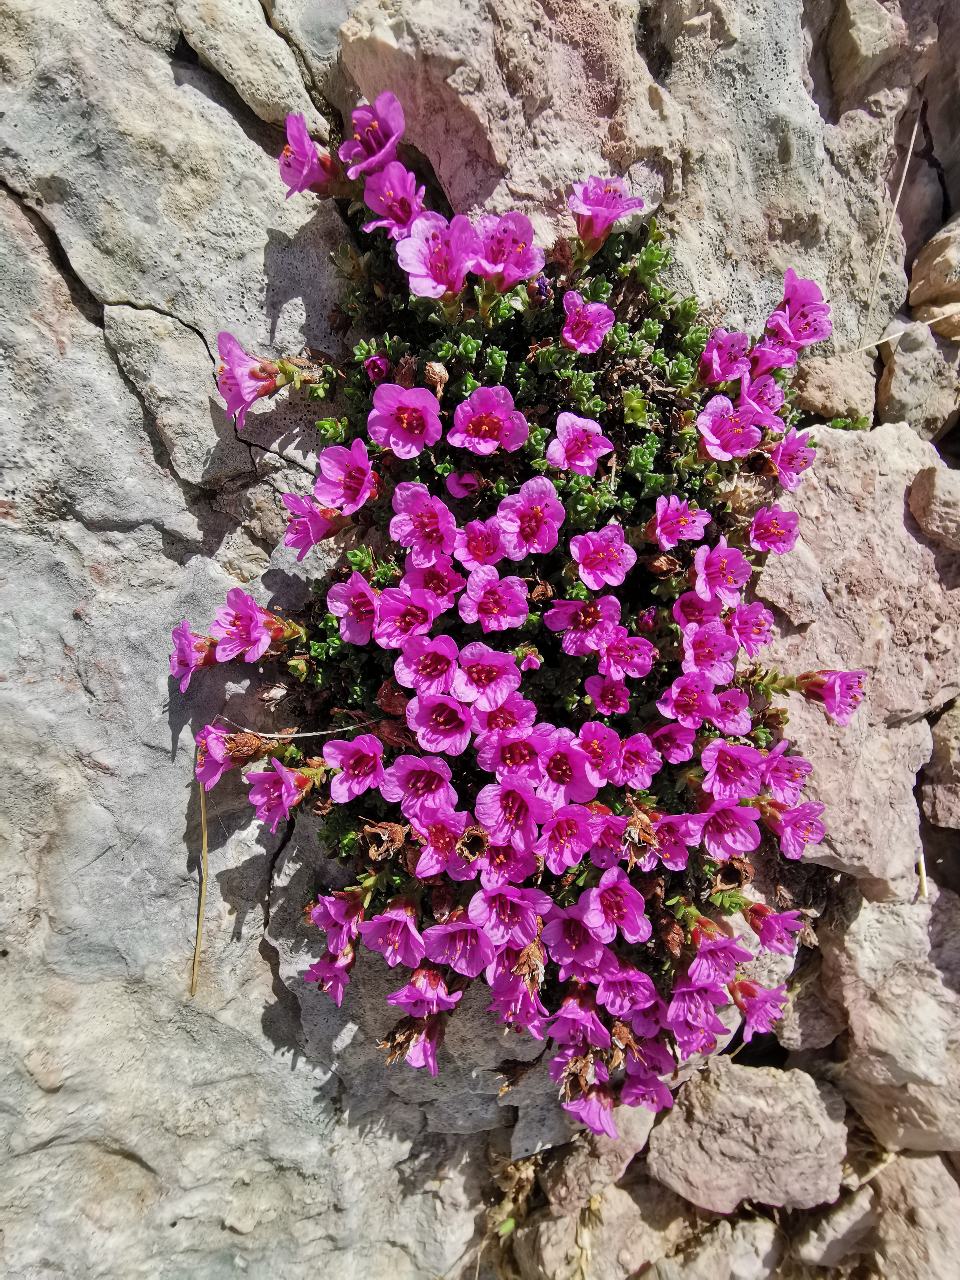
[0,1,958,1277]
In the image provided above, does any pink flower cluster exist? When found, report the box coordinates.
[178,135,870,1137]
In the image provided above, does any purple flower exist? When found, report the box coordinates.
[567,175,644,251]
[730,979,788,1042]
[313,437,376,515]
[364,353,391,384]
[195,725,233,791]
[304,947,354,1007]
[310,891,364,954]
[549,990,611,1049]
[760,740,812,806]
[396,211,480,298]
[796,669,867,725]
[478,844,539,888]
[563,1085,619,1139]
[367,383,443,458]
[387,966,463,1017]
[445,470,480,498]
[283,494,341,561]
[338,91,405,180]
[327,571,378,645]
[475,780,551,850]
[402,555,465,612]
[471,691,537,740]
[710,688,754,736]
[323,733,386,802]
[769,428,816,491]
[656,673,719,729]
[596,627,657,682]
[749,335,798,377]
[210,587,277,663]
[687,931,752,987]
[673,591,723,630]
[404,1015,445,1076]
[750,505,799,554]
[745,903,804,955]
[597,956,658,1019]
[692,536,752,606]
[372,584,439,648]
[545,596,621,656]
[422,913,498,978]
[645,813,697,872]
[476,729,547,787]
[389,482,457,568]
[665,978,729,1059]
[585,675,631,717]
[739,372,785,423]
[700,739,763,802]
[535,804,595,874]
[410,805,474,880]
[681,621,739,684]
[537,728,598,806]
[394,634,459,696]
[246,757,308,831]
[689,802,762,861]
[216,332,278,429]
[541,908,605,978]
[648,495,711,551]
[546,412,614,476]
[450,383,529,455]
[170,620,215,693]
[561,290,615,354]
[406,694,472,756]
[362,161,425,240]
[696,395,763,461]
[498,477,565,559]
[768,800,826,860]
[589,811,629,869]
[381,754,457,822]
[458,566,529,633]
[453,518,504,570]
[570,523,636,590]
[470,211,544,290]
[576,722,621,786]
[727,601,774,658]
[620,1071,673,1113]
[649,722,696,765]
[766,268,832,347]
[279,113,335,198]
[699,327,751,384]
[451,643,521,711]
[608,732,662,790]
[467,884,552,948]
[488,964,550,1038]
[575,868,651,945]
[358,900,425,969]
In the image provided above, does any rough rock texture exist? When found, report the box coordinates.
[920,701,960,829]
[910,214,960,341]
[513,1176,694,1280]
[870,1154,960,1278]
[789,1184,877,1269]
[2,0,960,1275]
[910,464,960,551]
[645,1059,847,1214]
[819,887,960,1151]
[537,1106,656,1218]
[878,321,960,441]
[756,422,960,900]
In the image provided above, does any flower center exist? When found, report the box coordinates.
[396,406,426,436]
[467,412,503,440]
[546,752,573,785]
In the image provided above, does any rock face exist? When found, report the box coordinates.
[645,1059,848,1214]
[920,701,960,830]
[877,321,960,442]
[1,0,959,1276]
[819,887,960,1152]
[755,422,960,900]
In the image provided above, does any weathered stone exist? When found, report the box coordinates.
[827,0,906,111]
[792,351,876,421]
[920,701,960,830]
[538,1105,656,1218]
[265,0,358,100]
[870,1154,960,1279]
[651,1217,785,1280]
[790,1184,877,1268]
[775,955,847,1053]
[513,1178,693,1280]
[909,465,960,552]
[175,0,329,135]
[910,214,960,342]
[756,423,960,899]
[820,886,960,1150]
[646,1059,847,1214]
[877,321,960,441]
